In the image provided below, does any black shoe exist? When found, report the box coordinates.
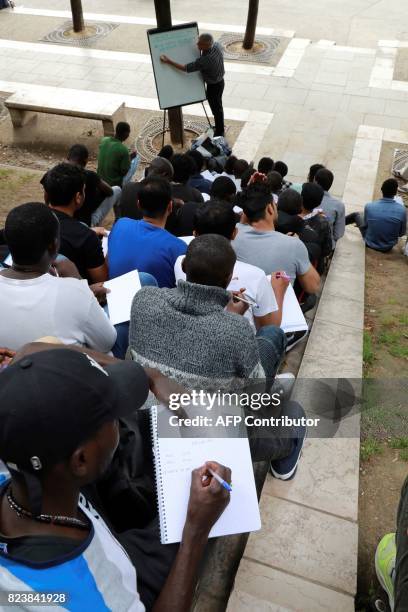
[285,329,308,353]
[270,403,307,480]
[300,294,317,313]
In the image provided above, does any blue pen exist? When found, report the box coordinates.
[208,468,232,492]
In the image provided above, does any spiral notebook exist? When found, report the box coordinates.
[151,405,261,545]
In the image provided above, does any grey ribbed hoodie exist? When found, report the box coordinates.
[129,280,264,391]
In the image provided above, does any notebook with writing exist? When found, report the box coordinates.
[151,405,261,545]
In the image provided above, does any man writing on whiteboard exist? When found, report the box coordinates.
[160,33,225,137]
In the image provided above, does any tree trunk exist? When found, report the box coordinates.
[70,0,85,33]
[243,0,259,50]
[153,0,184,145]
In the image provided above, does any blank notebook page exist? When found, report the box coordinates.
[152,408,261,544]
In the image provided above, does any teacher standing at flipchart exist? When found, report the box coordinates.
[160,33,225,137]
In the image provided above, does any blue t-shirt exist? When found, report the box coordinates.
[364,198,407,252]
[108,219,187,288]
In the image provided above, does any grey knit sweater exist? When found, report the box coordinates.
[129,280,264,391]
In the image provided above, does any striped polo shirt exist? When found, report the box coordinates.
[186,42,225,84]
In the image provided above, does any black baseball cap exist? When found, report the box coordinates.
[0,349,150,478]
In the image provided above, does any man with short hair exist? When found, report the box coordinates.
[274,161,292,190]
[108,176,187,287]
[97,122,135,188]
[210,176,237,204]
[0,348,231,610]
[67,144,121,226]
[118,156,174,220]
[300,183,333,269]
[257,157,274,175]
[0,203,116,352]
[233,184,320,296]
[187,150,212,194]
[42,163,108,283]
[314,168,345,247]
[346,178,407,252]
[265,171,283,203]
[170,154,204,204]
[160,33,225,137]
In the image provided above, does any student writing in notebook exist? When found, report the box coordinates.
[0,348,231,612]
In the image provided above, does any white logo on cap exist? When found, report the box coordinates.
[85,354,109,376]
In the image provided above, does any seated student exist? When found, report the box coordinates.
[233,184,320,295]
[0,203,116,352]
[119,156,174,220]
[0,348,231,611]
[158,144,174,160]
[186,150,212,195]
[300,183,333,268]
[97,121,135,188]
[277,188,322,265]
[42,163,108,283]
[346,178,407,252]
[314,168,345,247]
[108,176,187,287]
[66,144,121,226]
[210,176,237,205]
[130,236,306,478]
[174,201,288,333]
[266,171,283,202]
[257,157,274,175]
[291,163,325,194]
[170,154,204,204]
[274,161,292,190]
[375,476,408,611]
[132,233,287,383]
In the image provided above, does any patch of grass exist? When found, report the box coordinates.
[378,331,400,345]
[389,437,408,449]
[399,449,408,462]
[380,315,396,327]
[361,438,383,461]
[363,331,374,366]
[388,297,398,305]
[398,313,408,326]
[389,344,408,359]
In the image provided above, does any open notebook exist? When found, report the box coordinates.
[151,405,261,545]
[266,276,308,334]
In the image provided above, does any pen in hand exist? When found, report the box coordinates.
[207,467,232,492]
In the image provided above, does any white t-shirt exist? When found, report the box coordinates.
[0,273,117,352]
[174,249,278,328]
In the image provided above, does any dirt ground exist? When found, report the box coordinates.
[357,243,408,610]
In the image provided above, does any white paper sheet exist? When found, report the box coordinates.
[105,270,141,325]
[152,405,261,544]
[267,276,308,334]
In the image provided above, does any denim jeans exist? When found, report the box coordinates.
[91,186,122,227]
[111,272,158,359]
[256,325,287,386]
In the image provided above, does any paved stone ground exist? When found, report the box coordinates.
[1,2,407,609]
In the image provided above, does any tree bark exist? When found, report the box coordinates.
[153,0,184,145]
[70,0,85,33]
[243,0,259,50]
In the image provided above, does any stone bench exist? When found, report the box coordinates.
[4,91,125,136]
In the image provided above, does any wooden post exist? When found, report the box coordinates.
[153,0,184,145]
[243,0,259,50]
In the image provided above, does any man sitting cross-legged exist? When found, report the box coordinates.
[0,203,116,353]
[42,163,108,283]
[108,176,187,287]
[130,234,307,480]
[346,178,407,252]
[0,348,231,611]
